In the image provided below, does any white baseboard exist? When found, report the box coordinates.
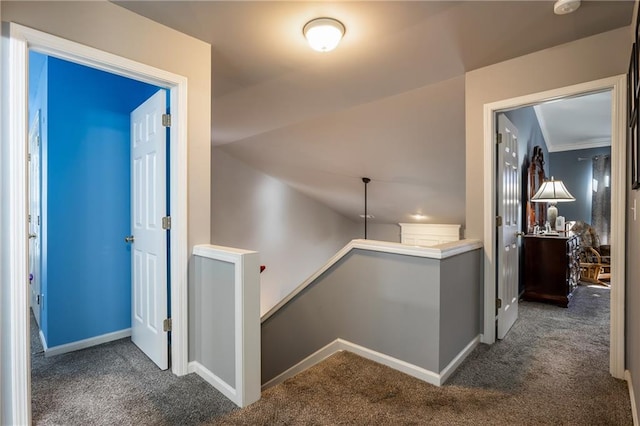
[45,328,131,357]
[262,339,343,390]
[438,336,480,384]
[262,336,480,390]
[625,370,639,426]
[188,361,241,406]
[338,339,441,385]
[39,329,48,352]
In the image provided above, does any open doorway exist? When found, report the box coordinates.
[3,23,190,424]
[483,75,626,379]
[27,51,169,361]
[497,91,613,331]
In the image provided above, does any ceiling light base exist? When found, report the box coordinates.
[554,0,581,15]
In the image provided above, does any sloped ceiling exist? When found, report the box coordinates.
[116,1,632,226]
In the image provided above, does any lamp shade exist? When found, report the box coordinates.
[303,18,345,52]
[530,177,576,203]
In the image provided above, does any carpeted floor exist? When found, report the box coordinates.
[213,285,632,425]
[30,318,236,425]
[31,285,631,425]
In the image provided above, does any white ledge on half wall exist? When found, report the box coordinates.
[193,244,258,261]
[261,238,482,323]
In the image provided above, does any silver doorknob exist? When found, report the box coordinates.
[124,235,135,243]
[515,232,525,237]
[28,233,37,239]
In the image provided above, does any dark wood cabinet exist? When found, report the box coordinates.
[523,235,579,307]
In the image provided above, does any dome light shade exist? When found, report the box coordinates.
[303,18,345,52]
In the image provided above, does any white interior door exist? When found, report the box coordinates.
[497,113,520,339]
[130,89,169,370]
[28,110,42,327]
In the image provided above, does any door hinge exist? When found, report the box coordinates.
[163,318,172,332]
[28,153,31,161]
[497,133,503,144]
[28,214,31,223]
[162,216,171,230]
[37,294,40,305]
[162,114,172,127]
[496,298,502,309]
[496,216,503,227]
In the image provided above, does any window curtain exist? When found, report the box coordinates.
[591,155,611,245]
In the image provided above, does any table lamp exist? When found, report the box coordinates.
[530,177,575,231]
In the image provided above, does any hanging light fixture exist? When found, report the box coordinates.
[362,177,371,239]
[303,18,345,52]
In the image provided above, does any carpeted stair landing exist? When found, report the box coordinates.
[214,285,632,425]
[31,285,631,425]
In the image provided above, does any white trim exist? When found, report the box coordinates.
[261,339,343,390]
[262,238,482,322]
[262,336,480,390]
[626,370,639,426]
[44,328,131,357]
[3,23,190,424]
[38,330,47,352]
[438,335,480,384]
[482,75,626,380]
[546,137,611,153]
[188,361,238,405]
[3,23,31,426]
[339,339,440,386]
[193,244,257,260]
[192,245,261,408]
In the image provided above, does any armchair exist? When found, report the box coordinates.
[571,221,610,286]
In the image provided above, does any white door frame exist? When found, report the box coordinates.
[482,75,626,379]
[2,23,189,424]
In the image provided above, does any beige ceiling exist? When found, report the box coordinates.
[116,1,632,226]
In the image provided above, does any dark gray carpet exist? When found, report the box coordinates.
[31,285,631,425]
[31,328,236,425]
[215,285,632,425]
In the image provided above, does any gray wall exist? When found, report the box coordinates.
[549,147,611,224]
[439,253,482,370]
[627,10,640,416]
[211,147,360,315]
[465,27,629,241]
[628,177,640,417]
[261,248,482,383]
[366,223,401,242]
[464,25,635,410]
[190,256,236,387]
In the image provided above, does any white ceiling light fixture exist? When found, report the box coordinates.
[554,0,581,15]
[303,17,345,52]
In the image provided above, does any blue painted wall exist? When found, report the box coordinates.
[549,147,611,224]
[30,53,160,347]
